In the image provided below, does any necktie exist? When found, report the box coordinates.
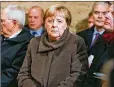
[91,33,100,46]
[32,32,37,36]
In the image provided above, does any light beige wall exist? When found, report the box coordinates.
[1,1,95,33]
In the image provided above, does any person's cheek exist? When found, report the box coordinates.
[108,13,114,29]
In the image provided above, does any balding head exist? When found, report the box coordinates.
[28,6,44,18]
[27,6,44,30]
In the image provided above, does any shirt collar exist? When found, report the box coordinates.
[9,29,22,39]
[30,26,43,36]
[94,27,105,35]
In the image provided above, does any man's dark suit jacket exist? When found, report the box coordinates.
[1,28,33,87]
[77,26,114,87]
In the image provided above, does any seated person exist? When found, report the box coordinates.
[17,4,88,87]
[25,6,45,37]
[88,11,94,28]
[1,4,33,87]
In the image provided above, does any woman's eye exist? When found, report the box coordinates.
[56,18,63,23]
[48,19,53,23]
[57,20,62,23]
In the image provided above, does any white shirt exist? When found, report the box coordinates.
[4,30,22,40]
[9,29,22,39]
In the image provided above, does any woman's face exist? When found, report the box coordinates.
[45,13,67,41]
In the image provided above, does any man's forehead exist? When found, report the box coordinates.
[94,3,109,9]
[29,8,41,13]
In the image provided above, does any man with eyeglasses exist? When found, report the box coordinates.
[77,1,111,87]
[1,4,33,87]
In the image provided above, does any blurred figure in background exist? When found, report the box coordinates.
[25,6,45,37]
[101,59,114,87]
[88,11,94,28]
[103,3,114,57]
[110,65,114,87]
[17,4,88,87]
[1,4,33,87]
[101,3,114,87]
[104,3,114,32]
[77,1,112,87]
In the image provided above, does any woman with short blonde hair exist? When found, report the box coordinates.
[17,4,88,87]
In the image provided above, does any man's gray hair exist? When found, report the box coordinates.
[3,4,25,26]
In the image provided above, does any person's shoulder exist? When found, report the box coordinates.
[70,34,87,51]
[23,26,30,32]
[77,26,94,38]
[77,28,91,34]
[21,27,33,39]
[14,28,33,43]
[27,36,41,50]
[78,26,94,33]
[76,35,85,44]
[70,33,85,45]
[29,36,41,45]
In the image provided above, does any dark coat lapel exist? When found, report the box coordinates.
[96,48,108,69]
[90,34,102,48]
[91,31,108,47]
[89,31,108,71]
[43,51,54,87]
[87,27,94,47]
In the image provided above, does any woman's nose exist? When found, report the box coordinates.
[52,20,57,28]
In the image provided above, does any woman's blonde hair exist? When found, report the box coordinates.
[44,4,72,26]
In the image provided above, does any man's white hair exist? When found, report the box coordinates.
[4,4,25,26]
